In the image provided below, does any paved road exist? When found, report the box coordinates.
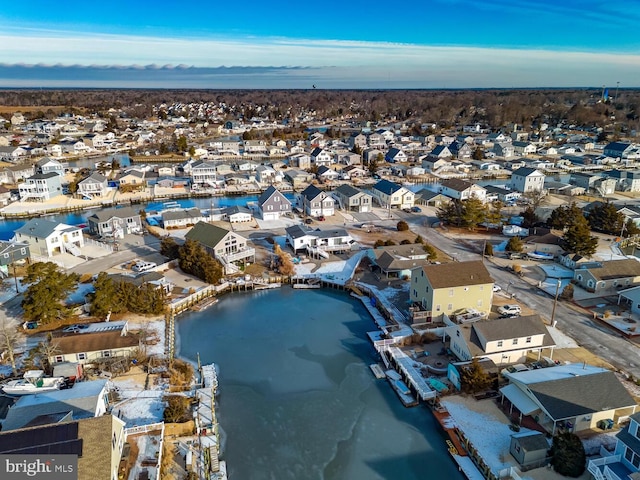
[397,212,640,379]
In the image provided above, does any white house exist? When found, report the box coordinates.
[371,179,414,209]
[14,218,84,257]
[298,185,335,217]
[439,178,487,202]
[285,225,354,254]
[511,167,546,193]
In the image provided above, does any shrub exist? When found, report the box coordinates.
[506,236,524,252]
[163,396,192,423]
[560,283,574,300]
[374,239,385,248]
[397,220,409,231]
[550,432,586,477]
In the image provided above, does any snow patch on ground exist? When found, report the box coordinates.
[546,325,579,349]
[111,371,167,428]
[442,396,535,475]
[144,320,166,357]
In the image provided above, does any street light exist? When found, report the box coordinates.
[550,279,562,327]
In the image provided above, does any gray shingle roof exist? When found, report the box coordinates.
[472,315,553,343]
[418,260,493,289]
[528,371,636,420]
[15,218,60,239]
[87,206,139,222]
[335,184,362,198]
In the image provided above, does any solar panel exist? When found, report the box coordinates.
[0,422,79,453]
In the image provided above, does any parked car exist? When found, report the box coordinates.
[304,218,314,224]
[317,215,325,221]
[497,304,521,317]
[411,206,422,213]
[133,261,157,273]
[492,284,502,292]
[63,324,90,333]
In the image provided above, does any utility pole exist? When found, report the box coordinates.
[550,279,562,327]
[615,82,620,102]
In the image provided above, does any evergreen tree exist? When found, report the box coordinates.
[459,358,492,394]
[506,236,524,252]
[89,273,124,317]
[547,203,582,230]
[423,243,437,260]
[22,262,80,323]
[460,196,486,231]
[563,215,598,256]
[520,206,539,228]
[550,432,586,477]
[160,236,180,260]
[587,202,624,235]
[485,200,504,227]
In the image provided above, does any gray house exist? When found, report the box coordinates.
[257,185,292,220]
[18,172,63,201]
[0,240,30,267]
[78,172,108,198]
[333,184,373,213]
[87,206,143,237]
[35,157,65,176]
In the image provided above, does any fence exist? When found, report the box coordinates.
[124,421,165,437]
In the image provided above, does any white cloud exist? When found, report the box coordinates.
[1,29,639,87]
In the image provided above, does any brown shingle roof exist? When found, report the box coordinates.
[419,260,493,289]
[52,330,139,355]
[585,259,640,281]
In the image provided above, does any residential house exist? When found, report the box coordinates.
[371,179,415,209]
[285,225,354,254]
[414,189,449,208]
[569,172,601,191]
[448,315,555,365]
[46,144,62,157]
[500,364,637,435]
[606,170,640,193]
[522,228,564,257]
[448,142,473,159]
[406,166,426,176]
[243,139,267,154]
[5,163,34,183]
[316,165,340,183]
[161,207,204,229]
[0,415,126,480]
[0,185,10,205]
[333,184,373,212]
[18,173,63,201]
[493,142,516,158]
[284,169,314,188]
[483,185,521,203]
[35,157,65,176]
[368,243,431,278]
[289,153,311,169]
[1,380,110,433]
[505,159,526,171]
[298,184,335,217]
[587,412,640,479]
[109,271,173,295]
[385,147,408,163]
[336,152,362,166]
[512,141,537,156]
[439,179,487,203]
[409,260,494,321]
[574,259,640,293]
[117,170,146,190]
[257,185,292,220]
[14,219,84,257]
[0,145,28,162]
[604,142,634,159]
[87,206,142,237]
[422,156,451,172]
[348,133,368,150]
[189,160,218,186]
[185,221,255,273]
[367,133,386,149]
[77,172,109,198]
[341,165,368,179]
[0,240,30,267]
[487,132,511,144]
[310,147,333,167]
[255,165,281,184]
[223,205,253,223]
[511,167,545,193]
[429,145,452,159]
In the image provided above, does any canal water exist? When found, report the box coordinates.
[177,288,464,480]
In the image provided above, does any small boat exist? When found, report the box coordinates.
[527,251,554,260]
[1,370,65,396]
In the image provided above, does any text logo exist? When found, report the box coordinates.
[1,455,77,480]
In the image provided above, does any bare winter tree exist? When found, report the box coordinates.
[0,316,21,376]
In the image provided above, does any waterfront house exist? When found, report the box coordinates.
[605,170,640,193]
[35,156,65,176]
[0,145,28,162]
[18,172,62,201]
[298,185,335,217]
[333,184,373,213]
[3,164,33,184]
[189,160,218,187]
[604,141,634,160]
[385,147,408,163]
[500,363,637,435]
[109,271,173,295]
[421,157,451,172]
[185,221,255,274]
[162,207,204,229]
[0,415,126,480]
[77,172,109,198]
[0,380,110,431]
[341,165,368,179]
[371,179,414,209]
[493,142,515,158]
[483,185,521,203]
[87,206,143,237]
[14,219,83,257]
[512,141,537,156]
[285,225,354,254]
[447,315,555,365]
[573,259,640,293]
[429,145,452,159]
[117,170,145,190]
[439,179,487,203]
[284,169,314,188]
[50,328,140,366]
[310,147,333,167]
[223,205,253,223]
[368,244,431,278]
[243,139,267,154]
[257,185,292,220]
[255,165,281,184]
[289,153,311,169]
[409,260,494,321]
[511,167,545,193]
[587,412,640,479]
[316,165,340,182]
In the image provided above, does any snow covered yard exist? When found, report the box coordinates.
[442,395,533,475]
[110,366,167,428]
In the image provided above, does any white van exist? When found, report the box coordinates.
[133,261,157,273]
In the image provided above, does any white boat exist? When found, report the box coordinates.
[527,251,554,260]
[1,370,65,396]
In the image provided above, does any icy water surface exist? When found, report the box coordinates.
[177,288,464,480]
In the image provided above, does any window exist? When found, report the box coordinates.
[497,341,503,347]
[77,353,87,361]
[526,337,532,343]
[513,339,518,345]
[20,248,26,255]
[436,304,441,312]
[55,355,64,363]
[103,351,111,357]
[625,447,634,462]
[447,304,453,310]
[633,452,640,469]
[449,289,454,297]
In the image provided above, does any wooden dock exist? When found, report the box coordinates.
[369,363,386,379]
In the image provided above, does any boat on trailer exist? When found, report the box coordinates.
[1,370,65,396]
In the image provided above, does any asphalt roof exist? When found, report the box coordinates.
[472,315,553,343]
[512,167,543,176]
[334,184,364,198]
[527,371,636,420]
[440,178,477,192]
[373,179,403,195]
[52,330,140,355]
[87,205,139,222]
[300,184,325,200]
[579,258,640,281]
[417,260,493,289]
[15,218,62,239]
[185,221,233,249]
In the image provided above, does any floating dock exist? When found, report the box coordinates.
[369,363,386,379]
[386,369,418,407]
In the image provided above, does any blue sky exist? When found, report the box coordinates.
[1,0,640,88]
